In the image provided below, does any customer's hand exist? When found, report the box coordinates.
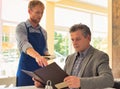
[32,78,43,88]
[64,76,81,88]
[35,55,48,67]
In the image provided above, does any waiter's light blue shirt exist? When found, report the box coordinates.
[16,20,48,53]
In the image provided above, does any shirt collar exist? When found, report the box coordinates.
[25,19,41,30]
[77,45,91,58]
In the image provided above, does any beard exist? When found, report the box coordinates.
[31,17,40,24]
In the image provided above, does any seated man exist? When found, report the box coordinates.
[33,23,114,89]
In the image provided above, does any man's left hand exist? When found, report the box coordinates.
[64,76,80,88]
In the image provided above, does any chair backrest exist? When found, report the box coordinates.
[113,80,120,89]
[0,77,16,88]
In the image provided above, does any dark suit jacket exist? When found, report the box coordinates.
[64,46,114,89]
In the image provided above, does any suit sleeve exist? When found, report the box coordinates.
[80,53,114,89]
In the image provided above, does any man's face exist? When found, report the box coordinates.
[70,30,90,52]
[29,5,44,24]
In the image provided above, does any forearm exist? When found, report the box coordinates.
[26,47,41,59]
[26,47,48,66]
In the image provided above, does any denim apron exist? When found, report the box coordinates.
[16,23,46,86]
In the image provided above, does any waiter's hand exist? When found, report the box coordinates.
[26,47,48,67]
[64,76,80,88]
[35,55,48,67]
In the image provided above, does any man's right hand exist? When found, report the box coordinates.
[26,47,48,67]
[32,78,43,88]
[35,55,48,67]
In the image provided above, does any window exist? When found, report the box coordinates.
[55,7,91,27]
[54,30,69,68]
[0,0,46,77]
[91,14,108,53]
[54,7,108,68]
[0,0,108,76]
[0,0,29,77]
[0,23,19,77]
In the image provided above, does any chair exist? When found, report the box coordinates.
[0,77,16,88]
[113,79,120,89]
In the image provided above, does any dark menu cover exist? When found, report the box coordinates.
[22,62,68,89]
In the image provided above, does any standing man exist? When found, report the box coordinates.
[33,23,114,89]
[16,0,49,86]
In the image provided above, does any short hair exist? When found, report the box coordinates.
[69,23,91,38]
[28,0,44,9]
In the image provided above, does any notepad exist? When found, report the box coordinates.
[55,82,68,89]
[22,62,68,89]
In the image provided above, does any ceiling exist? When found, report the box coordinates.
[74,0,108,7]
[46,0,108,8]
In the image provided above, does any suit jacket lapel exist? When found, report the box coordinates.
[68,53,77,75]
[78,46,94,77]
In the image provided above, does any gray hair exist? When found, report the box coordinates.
[69,23,91,38]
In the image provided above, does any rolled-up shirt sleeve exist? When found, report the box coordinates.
[16,22,33,53]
